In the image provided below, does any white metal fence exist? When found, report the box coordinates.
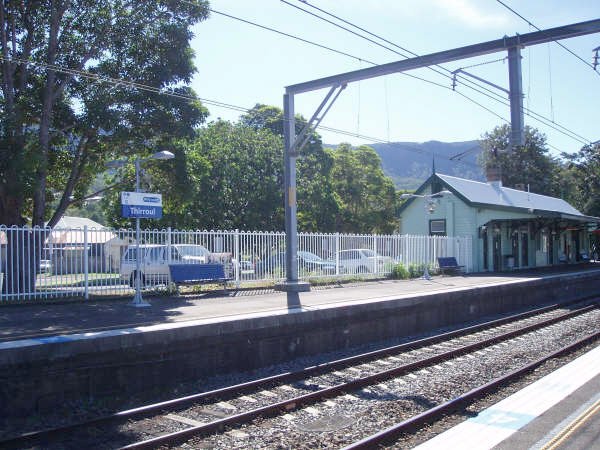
[0,225,472,302]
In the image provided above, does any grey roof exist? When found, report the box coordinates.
[436,173,584,217]
[54,216,107,229]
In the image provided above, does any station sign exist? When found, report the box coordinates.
[121,191,162,219]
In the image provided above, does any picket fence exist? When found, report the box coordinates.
[0,226,472,301]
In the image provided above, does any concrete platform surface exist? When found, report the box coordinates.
[415,344,600,450]
[1,269,595,343]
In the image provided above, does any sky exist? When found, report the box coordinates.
[189,0,600,159]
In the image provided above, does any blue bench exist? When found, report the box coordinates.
[168,263,231,291]
[437,257,464,275]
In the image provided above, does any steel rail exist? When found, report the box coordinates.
[119,304,597,449]
[343,330,600,449]
[1,299,595,448]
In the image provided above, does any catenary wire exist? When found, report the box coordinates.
[209,5,587,146]
[3,5,587,150]
[284,0,592,145]
[198,2,590,146]
[495,0,600,76]
[0,54,482,170]
[208,9,460,93]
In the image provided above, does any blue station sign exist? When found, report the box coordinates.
[121,192,163,219]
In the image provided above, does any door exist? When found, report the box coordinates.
[511,233,519,268]
[493,232,501,271]
[145,246,168,285]
[573,233,581,261]
[482,229,489,271]
[521,232,529,267]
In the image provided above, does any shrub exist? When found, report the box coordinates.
[391,263,410,279]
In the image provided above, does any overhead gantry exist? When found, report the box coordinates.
[278,18,600,293]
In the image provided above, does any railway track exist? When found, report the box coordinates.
[2,299,598,449]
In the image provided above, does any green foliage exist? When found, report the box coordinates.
[0,0,210,226]
[189,120,285,230]
[328,143,398,233]
[241,104,340,232]
[390,263,410,279]
[478,125,565,197]
[562,142,600,217]
[407,263,432,278]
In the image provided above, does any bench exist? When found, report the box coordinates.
[437,257,464,275]
[168,263,231,291]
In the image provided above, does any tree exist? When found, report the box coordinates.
[563,142,600,217]
[328,143,398,234]
[186,120,285,230]
[241,104,340,232]
[1,0,209,227]
[1,1,209,293]
[478,125,564,197]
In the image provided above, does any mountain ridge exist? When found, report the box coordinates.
[326,140,486,190]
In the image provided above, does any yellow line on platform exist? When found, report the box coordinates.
[540,397,600,450]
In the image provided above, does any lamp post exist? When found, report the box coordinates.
[107,150,174,307]
[400,190,453,280]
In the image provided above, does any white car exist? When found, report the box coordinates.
[337,248,392,274]
[120,244,226,287]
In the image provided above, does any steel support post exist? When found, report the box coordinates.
[508,46,525,148]
[277,93,309,292]
[131,158,151,307]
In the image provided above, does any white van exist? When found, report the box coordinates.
[120,244,224,287]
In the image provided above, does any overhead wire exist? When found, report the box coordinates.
[284,0,592,146]
[207,7,509,123]
[211,1,587,145]
[0,54,482,170]
[208,8,460,92]
[495,0,600,76]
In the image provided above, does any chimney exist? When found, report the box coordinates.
[486,166,502,188]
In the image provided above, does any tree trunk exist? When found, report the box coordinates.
[1,227,46,297]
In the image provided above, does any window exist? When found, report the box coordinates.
[429,219,446,236]
[124,248,137,261]
[170,247,181,261]
[147,246,164,262]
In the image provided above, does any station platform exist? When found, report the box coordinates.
[415,345,600,450]
[1,267,598,344]
[1,266,599,417]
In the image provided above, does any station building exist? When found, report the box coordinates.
[398,171,600,272]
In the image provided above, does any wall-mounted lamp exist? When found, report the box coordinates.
[401,190,453,215]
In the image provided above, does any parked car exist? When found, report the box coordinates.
[120,244,230,287]
[337,248,392,274]
[39,259,52,274]
[255,251,335,277]
[298,251,336,274]
[237,259,255,278]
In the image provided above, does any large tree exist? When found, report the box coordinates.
[0,1,209,294]
[328,143,398,234]
[185,120,285,230]
[241,104,340,232]
[478,124,565,197]
[563,142,600,217]
[1,0,209,227]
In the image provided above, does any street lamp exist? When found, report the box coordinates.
[107,150,175,307]
[400,190,453,280]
